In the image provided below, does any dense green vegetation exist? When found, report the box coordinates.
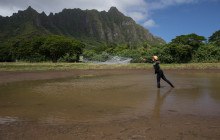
[0,35,85,62]
[83,31,220,63]
[0,30,219,63]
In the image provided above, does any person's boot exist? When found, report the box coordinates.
[157,82,160,88]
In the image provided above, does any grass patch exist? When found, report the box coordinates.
[0,62,220,71]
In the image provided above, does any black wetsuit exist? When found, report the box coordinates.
[148,60,174,88]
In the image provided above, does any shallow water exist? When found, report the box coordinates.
[0,73,220,124]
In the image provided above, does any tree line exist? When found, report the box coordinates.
[83,30,220,63]
[0,30,219,63]
[0,35,85,62]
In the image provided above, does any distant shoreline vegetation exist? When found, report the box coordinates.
[0,30,220,64]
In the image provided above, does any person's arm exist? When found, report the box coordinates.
[147,60,154,63]
[156,61,160,64]
[140,57,154,63]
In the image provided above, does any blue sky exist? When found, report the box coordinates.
[143,0,220,42]
[0,0,219,43]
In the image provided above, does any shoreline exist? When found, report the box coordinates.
[0,69,220,84]
[0,62,220,72]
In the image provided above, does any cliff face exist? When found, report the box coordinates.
[0,6,166,46]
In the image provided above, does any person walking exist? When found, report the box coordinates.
[140,56,174,88]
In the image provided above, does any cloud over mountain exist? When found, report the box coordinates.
[0,0,200,28]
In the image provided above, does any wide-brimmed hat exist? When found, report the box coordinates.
[151,56,158,60]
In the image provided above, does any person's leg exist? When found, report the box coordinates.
[161,73,174,88]
[157,73,161,88]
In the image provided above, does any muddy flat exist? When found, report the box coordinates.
[0,69,220,140]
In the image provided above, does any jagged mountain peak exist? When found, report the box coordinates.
[23,6,38,14]
[26,6,35,11]
[12,6,38,18]
[0,6,165,46]
[108,7,119,12]
[108,7,124,15]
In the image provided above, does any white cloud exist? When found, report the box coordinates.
[0,6,20,17]
[0,0,150,25]
[0,0,148,16]
[143,19,158,28]
[147,0,198,10]
[127,12,147,22]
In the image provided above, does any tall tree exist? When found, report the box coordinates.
[40,36,77,62]
[209,30,220,46]
[171,33,206,50]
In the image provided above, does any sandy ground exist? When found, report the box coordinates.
[0,69,220,140]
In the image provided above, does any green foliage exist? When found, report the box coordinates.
[82,49,96,60]
[93,45,108,53]
[192,44,220,62]
[145,46,163,58]
[143,42,150,50]
[114,49,141,63]
[160,44,192,63]
[1,26,220,64]
[82,49,109,62]
[16,37,47,62]
[171,33,206,50]
[81,30,220,64]
[0,35,84,63]
[209,30,220,47]
[136,31,219,63]
[40,35,75,62]
[0,42,15,62]
[91,52,109,62]
[58,53,77,62]
[41,36,85,62]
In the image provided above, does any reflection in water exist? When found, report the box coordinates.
[0,73,220,124]
[0,74,151,123]
[153,88,173,117]
[0,117,18,124]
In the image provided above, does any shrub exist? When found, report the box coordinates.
[192,44,219,62]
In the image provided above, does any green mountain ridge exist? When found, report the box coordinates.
[0,6,165,47]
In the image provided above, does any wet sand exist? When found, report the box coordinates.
[0,69,220,84]
[0,69,220,140]
[0,69,150,84]
[0,115,220,140]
